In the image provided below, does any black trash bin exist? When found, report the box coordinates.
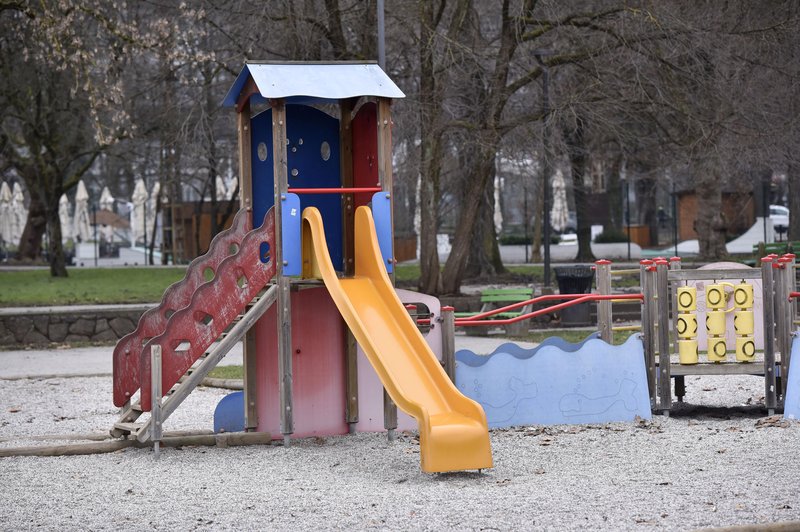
[554,265,595,326]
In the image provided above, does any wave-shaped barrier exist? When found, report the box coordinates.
[455,334,651,427]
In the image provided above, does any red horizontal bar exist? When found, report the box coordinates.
[288,187,383,194]
[454,293,643,323]
[790,291,800,300]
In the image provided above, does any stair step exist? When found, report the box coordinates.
[113,422,145,434]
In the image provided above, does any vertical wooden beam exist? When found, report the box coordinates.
[441,306,456,383]
[668,257,683,403]
[271,99,293,444]
[640,260,656,410]
[776,258,792,402]
[656,260,671,415]
[237,97,258,431]
[595,260,612,343]
[340,99,359,432]
[761,257,776,415]
[376,97,397,439]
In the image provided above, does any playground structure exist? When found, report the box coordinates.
[452,255,799,423]
[110,62,492,474]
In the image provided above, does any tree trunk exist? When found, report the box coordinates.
[566,117,595,262]
[694,162,728,259]
[46,195,67,277]
[788,160,800,242]
[441,142,496,294]
[17,193,46,262]
[465,168,506,278]
[607,155,623,232]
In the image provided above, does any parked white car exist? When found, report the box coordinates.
[770,204,790,239]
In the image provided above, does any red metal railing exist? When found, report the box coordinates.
[287,187,382,194]
[454,293,644,327]
[790,291,800,300]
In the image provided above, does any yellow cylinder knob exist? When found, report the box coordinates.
[707,337,727,362]
[735,337,755,362]
[705,284,727,310]
[733,284,753,309]
[678,339,699,364]
[706,310,727,336]
[677,287,697,311]
[733,310,754,336]
[677,314,698,339]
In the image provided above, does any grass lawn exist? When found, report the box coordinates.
[0,267,187,307]
[207,366,245,380]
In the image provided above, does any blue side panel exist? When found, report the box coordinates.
[281,193,302,276]
[783,333,800,420]
[251,109,275,232]
[213,391,245,433]
[456,334,651,427]
[250,105,343,271]
[455,332,600,368]
[371,191,393,274]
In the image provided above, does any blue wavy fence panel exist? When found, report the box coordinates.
[783,333,800,420]
[456,334,651,427]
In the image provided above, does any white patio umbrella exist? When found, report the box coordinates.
[550,169,569,232]
[146,182,162,245]
[0,182,12,245]
[59,194,73,242]
[131,179,148,245]
[98,186,115,242]
[73,180,92,242]
[10,182,27,244]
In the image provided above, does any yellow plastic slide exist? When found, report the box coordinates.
[302,206,493,473]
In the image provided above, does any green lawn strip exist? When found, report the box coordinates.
[207,365,244,380]
[0,267,186,307]
[509,328,634,345]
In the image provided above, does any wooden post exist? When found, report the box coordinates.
[271,98,293,444]
[441,306,456,383]
[237,96,259,431]
[761,257,777,415]
[377,97,397,439]
[668,257,683,402]
[640,260,657,409]
[656,259,671,415]
[340,99,359,433]
[150,345,163,458]
[776,258,793,402]
[595,260,612,343]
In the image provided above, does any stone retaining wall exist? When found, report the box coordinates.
[0,305,152,348]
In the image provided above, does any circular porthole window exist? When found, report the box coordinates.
[320,141,331,161]
[257,142,268,162]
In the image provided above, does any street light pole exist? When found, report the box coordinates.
[534,49,553,288]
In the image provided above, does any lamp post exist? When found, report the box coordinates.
[534,49,554,288]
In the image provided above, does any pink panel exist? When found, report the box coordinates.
[255,287,348,438]
[355,290,443,433]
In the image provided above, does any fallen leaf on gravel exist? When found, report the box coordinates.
[539,438,554,446]
[755,416,790,429]
[777,504,792,509]
[701,387,716,391]
[496,478,511,485]
[724,426,741,432]
[656,482,671,486]
[524,428,545,436]
[533,468,545,475]
[717,449,727,454]
[7,407,21,413]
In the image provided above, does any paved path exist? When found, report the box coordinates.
[0,333,538,379]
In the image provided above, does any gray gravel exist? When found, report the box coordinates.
[2,372,800,530]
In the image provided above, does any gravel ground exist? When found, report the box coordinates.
[1,373,799,531]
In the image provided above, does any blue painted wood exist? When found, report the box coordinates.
[783,333,800,420]
[371,191,393,274]
[281,193,301,276]
[251,105,343,271]
[213,391,245,433]
[455,332,601,368]
[456,334,651,427]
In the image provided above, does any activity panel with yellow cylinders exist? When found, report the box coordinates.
[301,205,493,473]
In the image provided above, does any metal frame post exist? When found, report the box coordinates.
[150,345,163,458]
[655,259,671,414]
[640,260,656,409]
[761,257,777,415]
[441,306,456,383]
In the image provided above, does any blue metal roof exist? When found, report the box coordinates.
[222,62,405,107]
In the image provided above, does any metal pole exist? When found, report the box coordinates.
[377,0,386,69]
[625,179,631,261]
[535,50,553,288]
[93,202,98,268]
[524,183,529,263]
[672,182,678,257]
[143,190,148,266]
